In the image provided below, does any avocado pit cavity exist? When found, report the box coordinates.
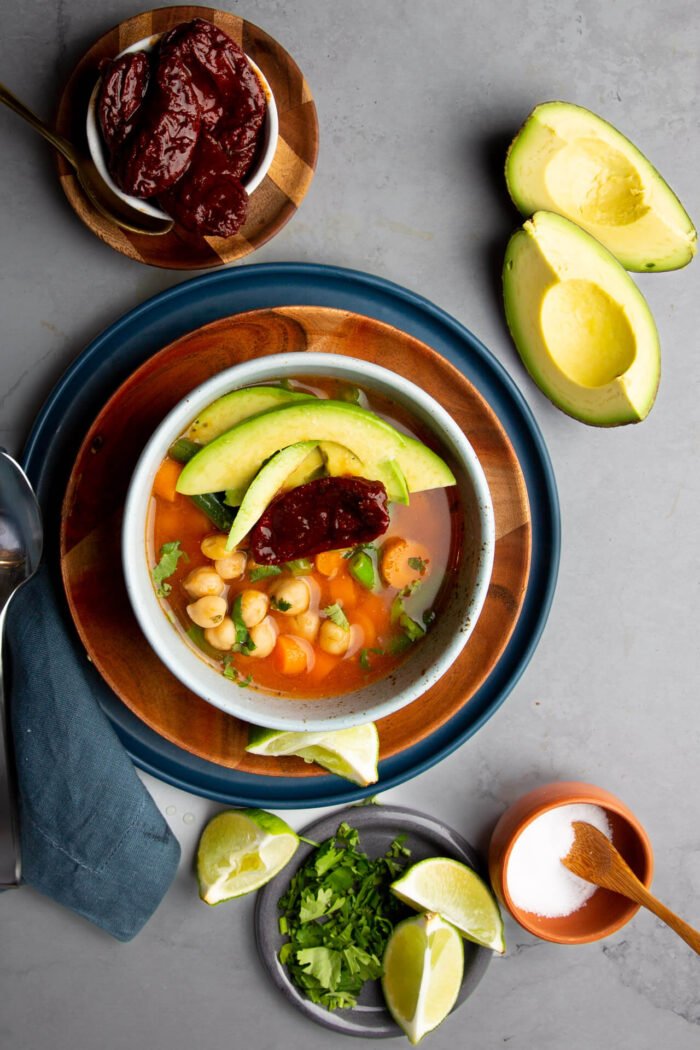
[540,279,636,388]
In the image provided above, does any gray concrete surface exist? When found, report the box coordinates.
[1,1,699,1047]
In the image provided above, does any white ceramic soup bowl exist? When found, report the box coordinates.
[122,353,495,731]
[86,34,279,221]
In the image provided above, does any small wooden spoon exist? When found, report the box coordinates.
[563,821,700,954]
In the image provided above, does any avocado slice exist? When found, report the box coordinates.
[226,442,319,550]
[319,442,410,504]
[503,211,660,426]
[186,386,315,443]
[506,101,696,272]
[176,400,454,496]
[280,446,326,490]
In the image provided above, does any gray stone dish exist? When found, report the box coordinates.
[254,803,492,1038]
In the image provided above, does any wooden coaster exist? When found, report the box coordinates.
[61,308,531,777]
[54,6,318,268]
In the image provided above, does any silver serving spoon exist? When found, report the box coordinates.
[0,450,43,887]
[0,80,174,237]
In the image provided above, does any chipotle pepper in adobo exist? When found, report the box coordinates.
[96,18,267,236]
[250,477,391,565]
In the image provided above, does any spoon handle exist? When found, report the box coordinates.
[621,879,700,955]
[0,80,78,170]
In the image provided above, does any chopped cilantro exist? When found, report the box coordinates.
[401,579,422,598]
[231,595,257,654]
[277,822,411,1010]
[271,596,292,612]
[222,654,253,688]
[322,602,350,630]
[407,556,427,574]
[249,565,282,582]
[389,634,412,655]
[359,646,386,671]
[152,541,188,597]
[399,612,425,642]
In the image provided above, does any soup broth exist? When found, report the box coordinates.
[148,376,463,698]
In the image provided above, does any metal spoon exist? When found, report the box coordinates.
[563,821,700,955]
[0,80,174,237]
[0,450,43,887]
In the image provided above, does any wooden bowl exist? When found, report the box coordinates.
[61,306,531,776]
[55,6,318,268]
[489,781,654,944]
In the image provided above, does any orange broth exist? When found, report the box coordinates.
[149,377,463,698]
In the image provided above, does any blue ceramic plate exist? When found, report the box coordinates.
[254,804,492,1038]
[22,264,559,807]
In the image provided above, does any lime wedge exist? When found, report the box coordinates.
[197,809,299,905]
[382,912,464,1045]
[390,857,506,954]
[245,723,379,786]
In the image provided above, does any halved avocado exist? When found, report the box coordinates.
[226,442,318,550]
[506,101,696,272]
[176,401,454,496]
[187,386,314,443]
[503,211,660,426]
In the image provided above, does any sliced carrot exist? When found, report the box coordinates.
[315,550,348,578]
[326,574,358,609]
[379,537,430,589]
[305,649,338,683]
[274,635,308,676]
[153,458,182,502]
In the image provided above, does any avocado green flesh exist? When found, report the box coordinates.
[503,211,660,426]
[280,447,325,490]
[506,101,696,272]
[186,386,314,443]
[226,441,318,550]
[177,400,453,496]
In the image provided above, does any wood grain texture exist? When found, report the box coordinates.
[54,6,318,269]
[61,308,531,776]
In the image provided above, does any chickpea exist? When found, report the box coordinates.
[319,619,351,656]
[269,577,310,616]
[215,551,247,580]
[247,616,278,659]
[183,565,225,600]
[238,589,269,628]
[288,610,320,642]
[200,533,231,561]
[186,595,228,629]
[204,617,236,651]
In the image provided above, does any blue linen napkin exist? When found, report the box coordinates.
[3,565,181,941]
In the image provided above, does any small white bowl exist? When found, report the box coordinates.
[86,33,279,222]
[122,353,495,731]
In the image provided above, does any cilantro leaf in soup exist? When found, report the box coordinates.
[231,595,257,654]
[249,565,282,582]
[152,540,188,597]
[322,602,350,630]
[407,555,427,574]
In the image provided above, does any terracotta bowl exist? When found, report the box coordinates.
[488,781,654,944]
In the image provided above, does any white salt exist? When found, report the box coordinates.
[506,803,612,918]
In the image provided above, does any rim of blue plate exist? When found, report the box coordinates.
[22,263,560,807]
